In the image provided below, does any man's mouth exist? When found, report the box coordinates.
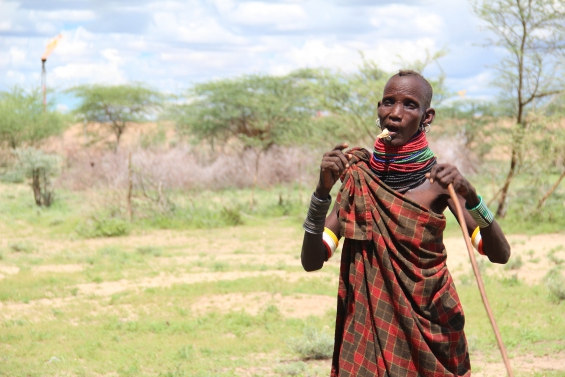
[385,124,398,136]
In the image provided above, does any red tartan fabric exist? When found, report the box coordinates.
[331,148,470,377]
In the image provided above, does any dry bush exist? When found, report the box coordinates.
[428,135,478,175]
[57,144,320,191]
[56,136,475,193]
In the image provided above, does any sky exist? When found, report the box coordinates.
[0,0,505,111]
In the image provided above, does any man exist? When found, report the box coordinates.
[301,70,511,376]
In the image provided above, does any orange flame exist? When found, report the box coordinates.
[41,34,62,61]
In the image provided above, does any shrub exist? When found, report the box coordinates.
[504,255,523,270]
[136,246,162,257]
[12,147,60,207]
[288,326,334,360]
[548,246,564,265]
[75,213,131,238]
[176,345,194,360]
[10,241,35,253]
[220,206,243,226]
[544,268,565,302]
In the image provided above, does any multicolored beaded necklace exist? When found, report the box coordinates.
[369,130,436,193]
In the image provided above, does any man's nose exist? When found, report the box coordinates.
[390,102,402,119]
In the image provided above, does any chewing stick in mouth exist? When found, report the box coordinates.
[376,128,391,140]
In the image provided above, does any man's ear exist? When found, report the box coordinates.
[424,107,436,124]
[377,101,382,108]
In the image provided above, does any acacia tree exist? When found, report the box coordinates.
[173,71,318,208]
[472,0,565,217]
[69,84,162,151]
[534,94,565,210]
[0,86,67,149]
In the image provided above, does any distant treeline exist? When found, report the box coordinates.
[0,52,564,223]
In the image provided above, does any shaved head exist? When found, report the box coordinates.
[388,70,433,109]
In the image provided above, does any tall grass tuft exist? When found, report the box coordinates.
[544,268,565,302]
[288,326,334,360]
[75,211,131,238]
[10,241,35,253]
[504,255,523,270]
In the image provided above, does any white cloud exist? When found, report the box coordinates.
[41,10,96,22]
[9,47,27,65]
[210,0,237,13]
[228,2,308,29]
[0,20,12,31]
[369,4,443,37]
[0,0,504,105]
[52,62,127,86]
[151,9,246,45]
[269,37,440,75]
[101,49,123,65]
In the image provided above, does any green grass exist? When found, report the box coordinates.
[1,179,565,375]
[458,273,565,356]
[1,251,564,377]
[1,171,564,239]
[0,274,337,376]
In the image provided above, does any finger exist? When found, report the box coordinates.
[327,156,345,172]
[435,166,456,182]
[437,171,458,188]
[335,152,350,168]
[327,162,344,179]
[453,177,469,196]
[332,143,349,151]
[427,164,445,183]
[327,149,351,168]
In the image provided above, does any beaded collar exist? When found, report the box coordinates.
[369,130,436,193]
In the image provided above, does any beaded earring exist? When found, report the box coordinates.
[420,123,431,133]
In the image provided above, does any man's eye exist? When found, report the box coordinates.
[405,103,417,109]
[383,100,393,105]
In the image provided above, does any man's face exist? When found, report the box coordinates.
[377,75,430,147]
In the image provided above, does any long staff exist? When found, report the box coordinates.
[447,184,514,377]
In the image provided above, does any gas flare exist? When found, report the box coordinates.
[41,34,62,61]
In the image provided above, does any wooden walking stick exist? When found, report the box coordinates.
[447,184,514,377]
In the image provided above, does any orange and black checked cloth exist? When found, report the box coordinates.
[331,148,471,377]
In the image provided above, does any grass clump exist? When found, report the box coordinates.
[548,246,564,265]
[10,241,35,253]
[176,345,194,360]
[544,268,565,302]
[75,212,131,238]
[275,361,308,376]
[504,255,523,270]
[136,246,162,257]
[289,326,334,360]
[220,206,244,226]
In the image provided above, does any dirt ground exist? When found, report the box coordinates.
[1,224,564,375]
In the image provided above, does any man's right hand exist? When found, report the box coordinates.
[315,143,352,199]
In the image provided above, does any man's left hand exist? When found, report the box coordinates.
[426,164,479,206]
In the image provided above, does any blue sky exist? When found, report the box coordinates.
[0,0,504,111]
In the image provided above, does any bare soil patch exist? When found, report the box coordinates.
[192,292,335,318]
[0,297,72,321]
[32,264,83,273]
[77,270,333,297]
[445,233,564,285]
[0,265,19,280]
[472,351,565,376]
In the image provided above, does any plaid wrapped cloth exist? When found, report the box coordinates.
[331,148,470,377]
